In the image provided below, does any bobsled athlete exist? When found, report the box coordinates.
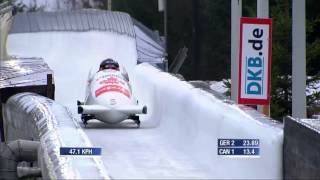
[99,59,119,70]
[77,59,147,127]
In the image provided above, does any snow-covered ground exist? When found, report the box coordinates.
[8,31,283,179]
[307,77,320,96]
[210,80,228,95]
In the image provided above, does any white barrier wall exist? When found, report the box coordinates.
[133,63,283,179]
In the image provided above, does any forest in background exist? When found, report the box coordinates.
[2,0,320,120]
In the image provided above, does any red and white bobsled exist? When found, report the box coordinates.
[77,60,146,127]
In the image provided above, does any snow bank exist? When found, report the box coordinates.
[133,63,283,179]
[210,80,228,94]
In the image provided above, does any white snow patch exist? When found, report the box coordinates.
[306,78,320,97]
[209,80,228,94]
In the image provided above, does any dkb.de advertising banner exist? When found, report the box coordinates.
[238,17,272,105]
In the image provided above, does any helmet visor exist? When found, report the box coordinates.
[103,64,119,70]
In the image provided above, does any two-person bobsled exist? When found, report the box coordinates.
[77,59,147,127]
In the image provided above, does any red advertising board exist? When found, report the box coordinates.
[238,17,272,105]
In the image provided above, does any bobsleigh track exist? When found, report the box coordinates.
[3,10,283,179]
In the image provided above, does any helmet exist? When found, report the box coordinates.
[99,59,119,71]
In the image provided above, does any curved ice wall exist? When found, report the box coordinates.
[132,63,283,179]
[8,31,138,109]
[3,93,110,179]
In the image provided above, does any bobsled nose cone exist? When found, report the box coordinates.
[142,106,147,114]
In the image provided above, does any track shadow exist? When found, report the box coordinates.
[79,119,143,129]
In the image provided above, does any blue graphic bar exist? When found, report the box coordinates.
[262,57,264,94]
[245,57,248,94]
[218,139,259,147]
[60,147,102,156]
[218,148,260,156]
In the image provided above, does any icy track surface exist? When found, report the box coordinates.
[8,31,283,179]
